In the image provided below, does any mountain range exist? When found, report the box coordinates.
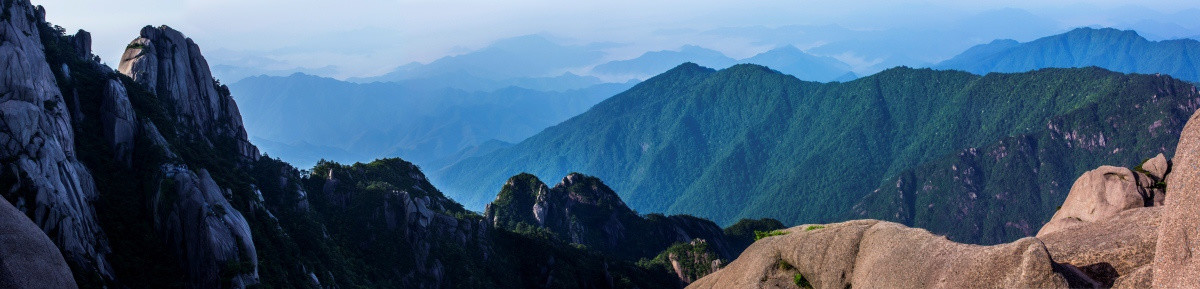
[435,62,1199,246]
[0,2,785,287]
[11,0,1200,287]
[231,73,632,168]
[937,27,1200,83]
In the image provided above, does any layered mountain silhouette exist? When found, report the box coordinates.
[231,73,632,168]
[591,44,856,82]
[937,27,1200,83]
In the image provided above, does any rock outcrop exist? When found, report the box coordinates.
[0,192,77,289]
[314,158,491,288]
[485,173,735,260]
[1155,109,1200,288]
[154,164,258,288]
[0,0,112,279]
[1039,207,1160,288]
[688,220,1069,289]
[117,25,258,161]
[101,78,136,167]
[1037,166,1153,237]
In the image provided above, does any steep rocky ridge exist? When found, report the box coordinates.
[484,172,736,261]
[118,25,257,161]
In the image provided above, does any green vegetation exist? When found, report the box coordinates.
[754,230,789,241]
[723,218,785,254]
[794,273,813,289]
[439,62,1197,245]
[804,225,825,231]
[636,239,724,283]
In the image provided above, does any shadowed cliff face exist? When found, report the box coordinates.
[0,0,112,280]
[484,172,736,262]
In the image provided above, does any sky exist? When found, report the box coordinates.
[34,0,1200,80]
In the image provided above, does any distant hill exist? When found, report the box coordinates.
[741,45,855,82]
[435,63,1199,246]
[348,34,606,89]
[936,27,1200,83]
[592,44,855,82]
[591,45,737,79]
[230,73,633,168]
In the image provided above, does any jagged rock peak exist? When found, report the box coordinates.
[117,25,258,161]
[0,0,113,279]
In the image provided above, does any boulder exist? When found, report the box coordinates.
[0,198,77,289]
[688,220,1069,289]
[154,164,258,288]
[0,0,112,279]
[1155,109,1200,288]
[101,79,137,167]
[1141,153,1170,181]
[1036,166,1146,237]
[1039,207,1160,287]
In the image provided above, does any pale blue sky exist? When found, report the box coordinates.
[34,0,1200,80]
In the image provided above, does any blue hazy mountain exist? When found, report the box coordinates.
[591,45,738,79]
[740,45,855,82]
[593,44,855,82]
[936,27,1200,83]
[231,73,633,168]
[348,34,606,85]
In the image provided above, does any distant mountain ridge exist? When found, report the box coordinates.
[436,63,1200,247]
[937,27,1200,83]
[590,44,856,82]
[230,73,633,168]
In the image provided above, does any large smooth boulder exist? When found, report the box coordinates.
[687,220,1069,289]
[1040,207,1160,288]
[0,199,77,289]
[1155,109,1200,288]
[1037,166,1146,237]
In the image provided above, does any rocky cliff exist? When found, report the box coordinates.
[118,25,258,161]
[0,0,112,280]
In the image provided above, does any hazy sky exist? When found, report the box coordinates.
[35,0,1200,80]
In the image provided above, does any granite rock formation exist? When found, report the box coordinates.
[0,0,112,279]
[484,173,735,261]
[117,25,258,161]
[0,193,77,289]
